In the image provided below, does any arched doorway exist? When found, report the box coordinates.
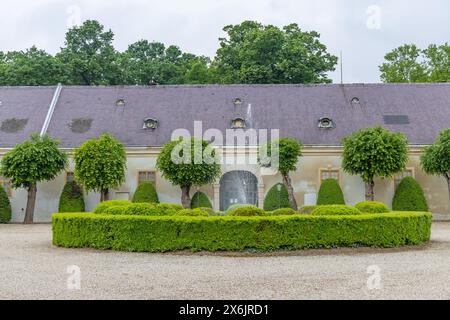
[220,171,258,211]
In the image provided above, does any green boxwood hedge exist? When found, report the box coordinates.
[356,201,390,214]
[132,181,159,204]
[191,192,213,209]
[52,212,432,252]
[299,205,318,215]
[177,209,210,217]
[311,205,362,216]
[263,183,291,211]
[269,208,298,216]
[317,179,345,205]
[98,202,183,216]
[393,177,429,212]
[93,200,132,214]
[0,185,11,223]
[228,205,266,217]
[59,181,85,213]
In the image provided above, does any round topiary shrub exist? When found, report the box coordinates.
[393,177,429,212]
[191,192,212,209]
[125,203,156,216]
[299,205,318,215]
[156,203,184,215]
[177,209,210,217]
[58,181,85,213]
[270,208,297,216]
[311,205,362,216]
[225,204,251,215]
[132,181,159,204]
[355,201,390,214]
[103,206,129,215]
[317,179,345,205]
[93,200,132,214]
[229,205,266,217]
[0,185,11,223]
[263,183,291,211]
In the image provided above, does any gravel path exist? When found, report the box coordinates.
[1,223,450,300]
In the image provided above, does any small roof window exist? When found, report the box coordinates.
[231,118,247,129]
[351,97,360,104]
[116,99,126,107]
[318,117,335,129]
[233,98,243,105]
[143,118,159,130]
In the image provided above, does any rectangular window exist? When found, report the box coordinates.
[138,171,156,185]
[66,172,75,183]
[394,169,414,190]
[0,176,12,197]
[320,169,340,182]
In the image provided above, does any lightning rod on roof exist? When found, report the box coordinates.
[340,51,343,84]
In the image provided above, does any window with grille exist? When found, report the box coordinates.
[0,176,12,197]
[138,171,156,184]
[320,169,340,182]
[394,169,414,190]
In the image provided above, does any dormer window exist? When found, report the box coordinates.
[318,117,335,129]
[143,118,159,130]
[231,118,246,129]
[234,98,243,105]
[116,99,126,107]
[351,97,360,104]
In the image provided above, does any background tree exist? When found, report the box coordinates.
[342,127,408,201]
[380,43,449,83]
[0,46,66,85]
[74,134,126,202]
[156,138,221,208]
[317,179,345,205]
[0,185,12,223]
[213,21,337,84]
[0,134,68,224]
[259,138,303,210]
[57,20,122,85]
[421,129,450,202]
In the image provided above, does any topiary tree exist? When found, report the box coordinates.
[342,127,408,201]
[263,183,291,211]
[132,181,159,204]
[355,201,390,214]
[421,129,450,204]
[58,181,85,213]
[259,138,303,210]
[317,179,345,205]
[0,185,11,223]
[74,134,126,202]
[156,137,221,208]
[393,177,429,212]
[191,191,212,209]
[0,134,68,224]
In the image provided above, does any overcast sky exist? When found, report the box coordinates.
[0,0,448,83]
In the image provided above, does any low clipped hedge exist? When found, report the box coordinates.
[191,192,213,209]
[311,205,362,216]
[99,202,183,216]
[356,201,390,214]
[53,212,432,252]
[229,205,266,217]
[132,181,159,204]
[94,200,132,214]
[0,185,11,223]
[177,209,210,217]
[393,177,429,212]
[269,208,298,216]
[299,205,318,215]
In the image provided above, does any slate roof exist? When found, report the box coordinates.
[1,83,449,148]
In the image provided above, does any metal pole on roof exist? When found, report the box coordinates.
[40,83,62,137]
[340,51,344,84]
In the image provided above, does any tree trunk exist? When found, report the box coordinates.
[181,185,191,209]
[282,173,298,210]
[446,175,450,205]
[24,183,37,224]
[365,180,375,201]
[100,189,109,202]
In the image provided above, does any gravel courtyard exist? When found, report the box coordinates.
[1,223,450,300]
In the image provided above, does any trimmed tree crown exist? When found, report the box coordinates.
[342,126,408,182]
[421,129,450,178]
[74,134,126,192]
[156,137,221,187]
[258,137,303,175]
[0,134,68,188]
